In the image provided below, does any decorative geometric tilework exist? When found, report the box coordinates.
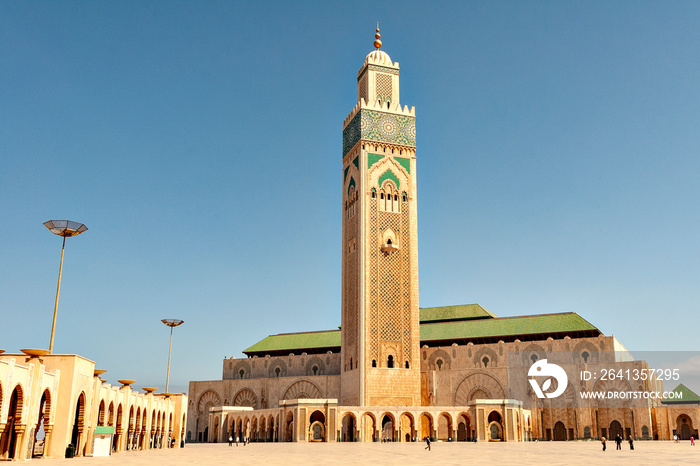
[378,169,400,189]
[368,153,384,170]
[352,156,359,170]
[394,156,411,174]
[358,64,400,81]
[343,109,416,156]
[369,199,379,359]
[358,77,368,103]
[376,73,392,103]
[343,192,359,370]
[367,194,413,366]
[342,112,362,156]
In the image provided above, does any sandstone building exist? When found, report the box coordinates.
[0,351,187,460]
[187,30,699,445]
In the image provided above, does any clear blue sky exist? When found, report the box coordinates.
[2,1,699,394]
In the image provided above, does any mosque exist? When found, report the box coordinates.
[186,29,700,445]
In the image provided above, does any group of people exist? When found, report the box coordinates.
[228,435,246,447]
[600,434,633,451]
[673,434,695,445]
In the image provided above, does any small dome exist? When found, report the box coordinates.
[365,49,392,66]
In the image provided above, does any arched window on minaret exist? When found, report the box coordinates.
[346,186,357,219]
[378,181,400,214]
[387,355,395,368]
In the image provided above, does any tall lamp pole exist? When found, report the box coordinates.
[162,319,184,393]
[44,220,88,354]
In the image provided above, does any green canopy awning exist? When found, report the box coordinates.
[94,426,115,435]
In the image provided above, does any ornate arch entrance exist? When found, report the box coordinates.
[361,413,377,442]
[609,420,623,440]
[399,413,415,442]
[676,415,695,440]
[437,413,452,441]
[309,411,325,442]
[420,413,433,441]
[70,392,86,456]
[0,385,23,459]
[381,414,395,442]
[457,414,471,441]
[487,411,502,441]
[553,421,567,441]
[341,413,356,442]
[31,390,51,457]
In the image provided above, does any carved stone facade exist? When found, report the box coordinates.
[187,32,700,444]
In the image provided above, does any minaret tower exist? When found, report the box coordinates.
[340,26,420,406]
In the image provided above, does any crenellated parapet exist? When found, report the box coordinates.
[343,98,416,128]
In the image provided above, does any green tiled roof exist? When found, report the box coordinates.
[420,312,598,343]
[663,383,700,404]
[419,304,496,323]
[243,330,341,355]
[243,309,600,356]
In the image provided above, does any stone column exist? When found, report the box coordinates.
[85,425,94,456]
[14,424,27,460]
[114,428,122,452]
[76,426,84,456]
[297,408,307,442]
[43,425,53,458]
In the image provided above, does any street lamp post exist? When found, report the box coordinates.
[43,220,88,354]
[161,319,184,393]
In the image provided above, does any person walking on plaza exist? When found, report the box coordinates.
[615,434,622,450]
[691,436,695,446]
[424,436,431,451]
[601,436,606,451]
[236,435,239,446]
[628,437,634,450]
[228,435,233,447]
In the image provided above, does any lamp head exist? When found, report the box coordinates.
[161,319,184,328]
[44,220,88,237]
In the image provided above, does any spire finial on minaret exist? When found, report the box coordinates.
[374,23,382,50]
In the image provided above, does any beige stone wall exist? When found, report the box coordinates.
[0,354,58,459]
[187,373,341,442]
[655,404,699,440]
[223,353,340,380]
[418,334,696,440]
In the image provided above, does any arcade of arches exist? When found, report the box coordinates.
[204,400,515,444]
[0,352,187,459]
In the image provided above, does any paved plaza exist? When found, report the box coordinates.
[33,441,697,465]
